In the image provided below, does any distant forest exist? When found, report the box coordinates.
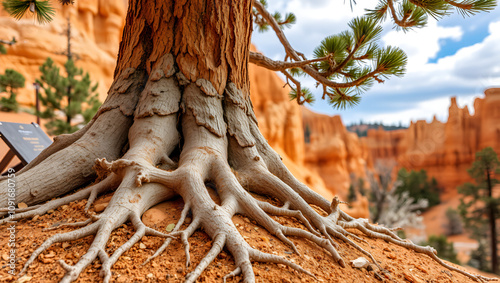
[347,122,407,137]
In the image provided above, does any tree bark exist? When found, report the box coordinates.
[0,1,494,282]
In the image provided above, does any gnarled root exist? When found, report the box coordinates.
[13,63,497,283]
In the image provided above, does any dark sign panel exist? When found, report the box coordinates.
[0,122,52,164]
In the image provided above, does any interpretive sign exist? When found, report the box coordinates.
[0,122,52,172]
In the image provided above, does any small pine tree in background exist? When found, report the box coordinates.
[36,57,100,135]
[468,240,492,273]
[421,235,460,265]
[458,147,499,274]
[0,68,25,112]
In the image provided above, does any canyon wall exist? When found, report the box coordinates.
[0,1,126,104]
[302,107,370,198]
[364,88,500,192]
[0,4,370,214]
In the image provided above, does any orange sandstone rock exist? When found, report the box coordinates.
[0,1,126,105]
[364,88,500,193]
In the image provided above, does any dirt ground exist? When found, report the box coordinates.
[0,191,497,283]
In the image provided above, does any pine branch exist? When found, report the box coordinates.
[2,0,55,24]
[252,0,306,60]
[444,0,497,16]
[249,51,329,71]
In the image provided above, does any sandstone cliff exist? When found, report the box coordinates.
[302,107,370,198]
[364,89,500,193]
[363,89,500,236]
[0,1,126,104]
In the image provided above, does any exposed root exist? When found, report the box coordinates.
[13,81,496,283]
[85,175,120,211]
[223,267,241,283]
[100,213,173,283]
[1,185,93,225]
[43,218,95,231]
[0,205,41,213]
[142,201,193,266]
[21,222,100,275]
[256,199,320,237]
[249,249,316,279]
[185,233,226,283]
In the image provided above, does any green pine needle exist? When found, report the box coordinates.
[59,0,74,5]
[2,0,55,24]
[289,67,305,77]
[273,11,282,22]
[366,0,389,22]
[448,0,497,16]
[349,17,383,45]
[409,0,450,19]
[289,87,315,104]
[0,44,6,54]
[256,22,270,33]
[328,90,361,110]
[376,46,407,77]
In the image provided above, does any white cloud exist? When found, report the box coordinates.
[382,19,463,70]
[251,1,500,125]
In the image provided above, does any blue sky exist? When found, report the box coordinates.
[251,1,500,126]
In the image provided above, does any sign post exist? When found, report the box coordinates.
[0,122,52,173]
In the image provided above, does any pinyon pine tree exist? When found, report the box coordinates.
[36,57,100,135]
[0,68,25,112]
[0,0,498,282]
[459,147,500,274]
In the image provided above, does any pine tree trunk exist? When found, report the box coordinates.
[0,1,494,282]
[486,168,498,274]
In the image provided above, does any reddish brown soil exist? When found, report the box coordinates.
[0,192,497,283]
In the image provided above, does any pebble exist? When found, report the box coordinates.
[351,257,369,268]
[185,217,192,224]
[385,252,397,259]
[32,215,39,221]
[147,273,154,279]
[404,271,424,283]
[94,203,109,213]
[261,236,270,244]
[45,251,56,258]
[116,276,128,283]
[47,209,54,214]
[139,243,147,249]
[16,275,32,283]
[177,267,183,273]
[2,254,8,261]
[166,224,175,232]
[18,203,28,209]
